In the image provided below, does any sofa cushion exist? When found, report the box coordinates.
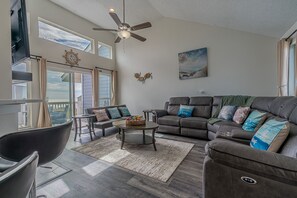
[218,106,237,120]
[251,97,275,112]
[242,110,267,131]
[118,106,131,117]
[178,105,194,118]
[93,109,109,122]
[190,97,213,118]
[167,97,189,115]
[233,107,250,124]
[251,119,290,152]
[94,118,124,128]
[180,117,208,129]
[208,121,242,133]
[269,97,297,119]
[158,116,181,127]
[211,96,223,117]
[157,125,180,134]
[107,107,121,119]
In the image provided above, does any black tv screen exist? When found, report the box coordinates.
[11,0,30,65]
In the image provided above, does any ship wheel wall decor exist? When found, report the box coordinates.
[134,72,152,83]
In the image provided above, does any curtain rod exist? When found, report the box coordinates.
[30,55,115,72]
[286,29,297,41]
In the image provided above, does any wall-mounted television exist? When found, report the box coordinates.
[11,0,30,65]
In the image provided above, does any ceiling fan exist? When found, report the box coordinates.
[92,0,152,43]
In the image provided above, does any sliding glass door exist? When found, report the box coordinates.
[47,70,72,125]
[46,69,93,125]
[73,72,93,115]
[99,71,112,107]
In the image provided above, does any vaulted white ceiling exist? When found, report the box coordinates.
[50,0,297,38]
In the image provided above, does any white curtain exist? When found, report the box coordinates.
[37,58,52,128]
[277,39,290,96]
[111,70,117,105]
[92,68,99,107]
[295,36,297,96]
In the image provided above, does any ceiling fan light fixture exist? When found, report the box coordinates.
[118,30,131,39]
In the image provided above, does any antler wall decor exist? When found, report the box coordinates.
[134,72,152,83]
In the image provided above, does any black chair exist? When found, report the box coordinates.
[0,121,72,198]
[0,121,72,166]
[0,151,39,198]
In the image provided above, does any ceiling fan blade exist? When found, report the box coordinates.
[131,22,152,31]
[93,28,117,31]
[109,12,122,27]
[130,33,146,42]
[115,37,121,43]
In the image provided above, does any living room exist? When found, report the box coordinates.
[0,0,297,198]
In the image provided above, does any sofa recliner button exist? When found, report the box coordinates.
[241,176,257,185]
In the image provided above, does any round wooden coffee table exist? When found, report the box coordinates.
[112,120,159,151]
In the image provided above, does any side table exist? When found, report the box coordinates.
[72,114,96,141]
[143,109,156,122]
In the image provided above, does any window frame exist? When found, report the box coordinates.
[98,41,113,59]
[12,60,33,129]
[38,17,95,54]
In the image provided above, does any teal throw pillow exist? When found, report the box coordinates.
[218,106,237,120]
[107,107,121,119]
[118,106,131,117]
[250,119,290,152]
[178,105,194,118]
[242,110,266,131]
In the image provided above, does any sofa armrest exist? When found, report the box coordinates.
[230,129,255,140]
[152,109,168,118]
[206,138,297,183]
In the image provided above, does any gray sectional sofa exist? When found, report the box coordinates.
[155,96,297,198]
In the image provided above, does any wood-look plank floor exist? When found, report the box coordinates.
[37,127,207,198]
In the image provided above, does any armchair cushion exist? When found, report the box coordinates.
[207,138,297,183]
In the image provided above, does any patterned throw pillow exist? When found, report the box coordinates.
[218,106,237,120]
[233,107,250,124]
[242,110,266,131]
[250,119,290,152]
[93,109,109,122]
[107,107,122,119]
[178,105,194,118]
[118,106,131,117]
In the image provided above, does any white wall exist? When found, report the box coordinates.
[0,0,12,99]
[25,0,116,126]
[116,18,278,115]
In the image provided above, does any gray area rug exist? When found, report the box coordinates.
[36,162,71,187]
[72,134,194,182]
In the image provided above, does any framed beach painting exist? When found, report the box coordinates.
[178,47,208,80]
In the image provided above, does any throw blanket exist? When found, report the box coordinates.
[208,95,255,125]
